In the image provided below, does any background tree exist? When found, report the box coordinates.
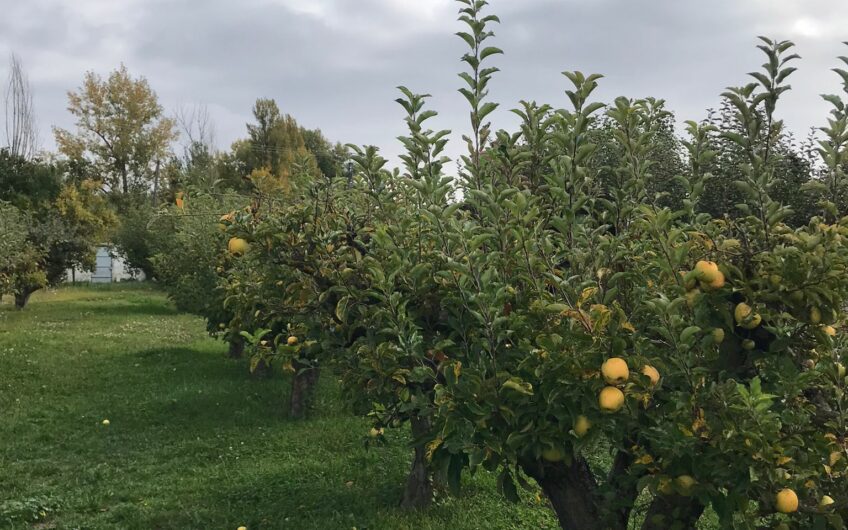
[301,127,349,180]
[591,107,686,211]
[175,103,216,154]
[3,53,39,160]
[237,98,314,185]
[0,150,114,307]
[805,45,848,221]
[0,201,40,303]
[110,204,164,279]
[173,103,219,192]
[49,179,117,280]
[53,65,177,203]
[0,148,60,209]
[699,101,816,225]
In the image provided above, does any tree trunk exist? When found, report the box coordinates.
[152,159,160,207]
[288,359,320,419]
[121,167,129,195]
[523,457,607,530]
[250,359,272,379]
[400,415,434,510]
[227,337,244,359]
[641,494,704,530]
[607,447,641,528]
[14,287,35,310]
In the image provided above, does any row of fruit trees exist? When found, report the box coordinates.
[150,2,848,528]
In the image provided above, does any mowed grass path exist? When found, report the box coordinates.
[0,284,556,529]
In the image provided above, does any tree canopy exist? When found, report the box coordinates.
[53,65,177,201]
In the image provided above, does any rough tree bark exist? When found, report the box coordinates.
[288,359,320,419]
[14,287,35,310]
[522,457,607,530]
[400,415,434,509]
[227,337,245,359]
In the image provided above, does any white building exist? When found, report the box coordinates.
[65,246,146,283]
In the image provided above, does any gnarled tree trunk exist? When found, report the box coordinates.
[522,457,608,530]
[288,359,320,419]
[14,287,35,310]
[400,415,434,509]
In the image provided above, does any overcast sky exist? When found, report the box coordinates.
[2,0,848,165]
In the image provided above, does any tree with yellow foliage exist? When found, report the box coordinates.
[54,64,176,201]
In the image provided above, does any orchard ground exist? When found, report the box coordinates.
[0,284,719,529]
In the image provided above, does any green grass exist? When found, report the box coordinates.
[0,284,558,529]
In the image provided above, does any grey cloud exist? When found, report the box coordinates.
[1,0,847,165]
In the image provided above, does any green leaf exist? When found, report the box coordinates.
[456,31,475,48]
[478,102,499,122]
[335,296,350,322]
[680,326,702,345]
[498,470,520,503]
[480,46,504,61]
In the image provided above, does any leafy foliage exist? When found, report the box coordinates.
[0,201,45,301]
[0,151,114,307]
[149,191,246,337]
[53,64,177,200]
[216,6,848,529]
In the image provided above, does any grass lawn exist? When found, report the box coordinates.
[0,284,558,529]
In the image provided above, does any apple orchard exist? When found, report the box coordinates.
[148,1,848,529]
